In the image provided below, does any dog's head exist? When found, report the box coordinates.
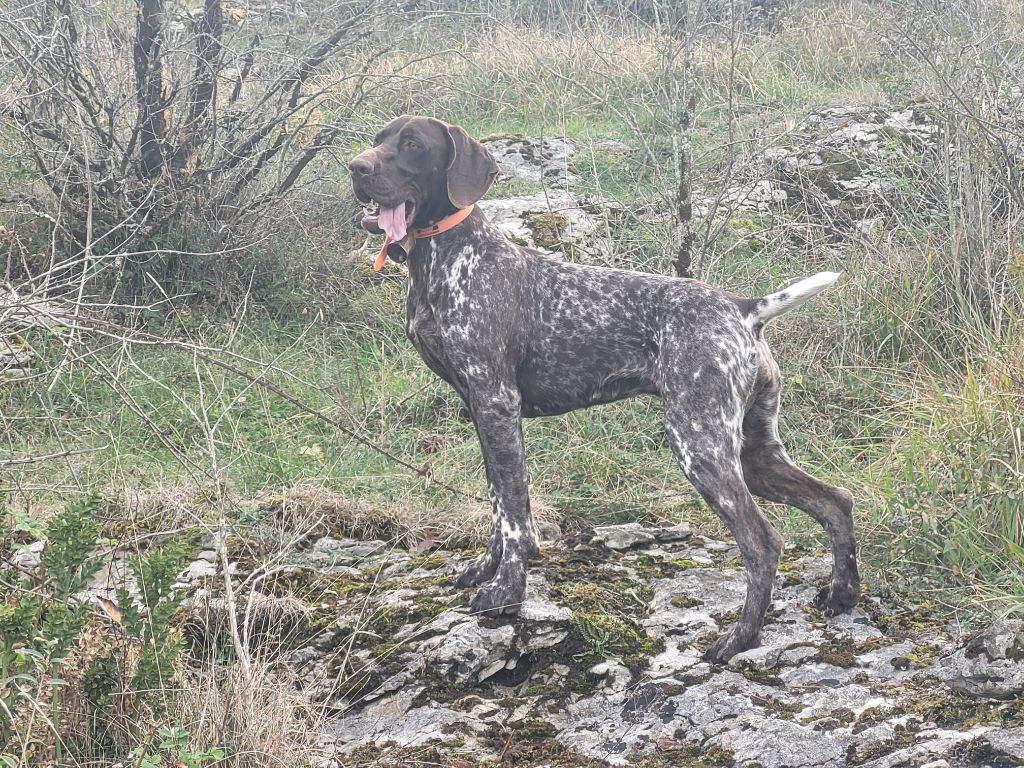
[349,116,499,241]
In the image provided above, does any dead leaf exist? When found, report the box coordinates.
[416,527,437,554]
[655,736,686,752]
[96,596,122,625]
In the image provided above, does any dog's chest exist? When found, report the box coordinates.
[405,255,460,382]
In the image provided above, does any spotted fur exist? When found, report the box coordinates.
[350,116,861,663]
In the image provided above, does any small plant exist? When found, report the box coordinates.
[573,616,615,662]
[118,543,189,704]
[1,495,104,761]
[131,725,225,768]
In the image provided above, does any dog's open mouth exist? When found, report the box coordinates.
[362,200,416,240]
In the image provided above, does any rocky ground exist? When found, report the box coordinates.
[288,105,1024,766]
[175,522,1024,768]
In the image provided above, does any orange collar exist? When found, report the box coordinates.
[373,205,475,271]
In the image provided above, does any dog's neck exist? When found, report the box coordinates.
[408,206,489,266]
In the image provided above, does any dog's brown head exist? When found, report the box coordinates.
[349,116,499,241]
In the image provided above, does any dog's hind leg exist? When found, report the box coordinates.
[455,380,538,616]
[740,388,860,615]
[663,397,784,663]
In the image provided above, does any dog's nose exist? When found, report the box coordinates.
[349,156,373,176]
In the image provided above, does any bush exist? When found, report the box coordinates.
[1,496,190,764]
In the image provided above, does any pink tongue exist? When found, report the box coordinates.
[378,204,407,241]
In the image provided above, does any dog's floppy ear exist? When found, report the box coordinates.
[444,124,499,208]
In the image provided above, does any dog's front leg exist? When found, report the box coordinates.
[455,383,538,616]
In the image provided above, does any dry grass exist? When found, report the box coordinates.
[267,481,561,549]
[176,662,331,768]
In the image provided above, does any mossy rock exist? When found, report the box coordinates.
[266,566,374,604]
[671,594,703,609]
[846,723,918,766]
[621,551,706,579]
[524,211,570,250]
[891,641,941,670]
[631,741,735,767]
[571,611,664,676]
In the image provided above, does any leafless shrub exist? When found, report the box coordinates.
[0,0,413,303]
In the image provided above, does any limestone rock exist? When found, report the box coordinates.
[153,519,1024,766]
[985,726,1024,762]
[591,522,656,550]
[484,136,576,187]
[963,619,1023,661]
[478,189,615,260]
[931,642,1024,699]
[419,621,517,683]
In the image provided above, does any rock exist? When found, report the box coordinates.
[919,761,950,768]
[478,658,508,681]
[985,726,1024,761]
[473,134,621,262]
[520,592,572,623]
[964,619,1023,661]
[303,537,388,568]
[654,524,692,543]
[419,621,516,683]
[483,136,576,187]
[700,104,949,228]
[590,660,633,688]
[478,189,615,260]
[856,725,994,768]
[931,642,1024,699]
[711,716,850,767]
[393,608,467,642]
[180,556,218,581]
[647,642,704,678]
[8,540,44,571]
[592,522,655,550]
[154,524,1024,766]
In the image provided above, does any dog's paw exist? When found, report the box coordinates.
[468,579,526,617]
[814,581,860,617]
[456,550,501,588]
[703,627,758,664]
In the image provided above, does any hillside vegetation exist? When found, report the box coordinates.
[1,0,1021,764]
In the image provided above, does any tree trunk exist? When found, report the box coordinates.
[134,0,168,179]
[171,0,225,175]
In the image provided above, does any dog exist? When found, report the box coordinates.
[349,115,859,662]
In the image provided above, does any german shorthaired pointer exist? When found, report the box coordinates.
[350,115,860,662]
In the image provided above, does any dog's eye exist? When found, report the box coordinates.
[403,138,420,151]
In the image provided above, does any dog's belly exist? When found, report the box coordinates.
[517,353,659,417]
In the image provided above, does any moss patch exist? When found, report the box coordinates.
[846,723,918,766]
[476,716,604,767]
[671,594,704,609]
[627,551,709,579]
[891,641,942,670]
[631,741,735,767]
[812,635,888,668]
[524,211,570,250]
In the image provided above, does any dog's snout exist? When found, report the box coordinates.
[349,155,374,176]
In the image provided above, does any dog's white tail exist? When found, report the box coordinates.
[749,271,842,324]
